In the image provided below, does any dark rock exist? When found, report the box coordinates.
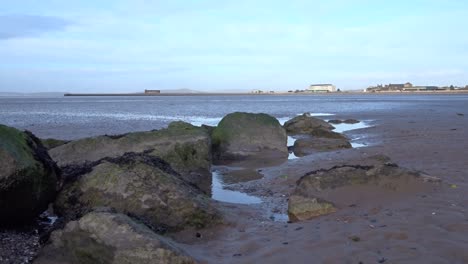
[54,152,221,232]
[49,121,212,194]
[349,235,361,242]
[327,119,343,124]
[343,119,360,124]
[34,211,196,264]
[0,125,60,225]
[293,137,351,156]
[211,112,288,162]
[309,127,348,140]
[284,113,334,134]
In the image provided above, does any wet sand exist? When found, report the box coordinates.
[174,101,468,263]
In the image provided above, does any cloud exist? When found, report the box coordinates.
[0,14,71,39]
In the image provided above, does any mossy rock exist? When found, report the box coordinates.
[55,153,221,232]
[284,113,334,135]
[211,112,288,162]
[50,121,212,193]
[34,211,196,264]
[0,125,60,225]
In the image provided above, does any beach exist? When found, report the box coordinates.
[1,94,467,263]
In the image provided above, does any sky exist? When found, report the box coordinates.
[0,0,467,93]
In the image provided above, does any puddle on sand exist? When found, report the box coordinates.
[331,121,371,133]
[332,121,373,148]
[269,213,289,222]
[211,170,262,204]
[287,121,372,159]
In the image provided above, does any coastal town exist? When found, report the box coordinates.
[250,82,468,94]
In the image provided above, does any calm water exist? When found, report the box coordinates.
[0,94,467,139]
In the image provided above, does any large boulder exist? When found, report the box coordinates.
[284,113,334,134]
[50,121,212,193]
[55,152,220,232]
[0,125,60,224]
[293,137,351,156]
[34,211,195,264]
[288,156,440,222]
[211,112,288,162]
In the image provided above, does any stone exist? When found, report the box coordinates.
[54,152,221,232]
[327,119,343,124]
[288,156,438,221]
[34,211,195,264]
[293,137,351,156]
[284,113,334,134]
[40,138,69,150]
[309,127,348,140]
[211,112,288,162]
[343,119,360,124]
[0,125,60,225]
[50,121,212,193]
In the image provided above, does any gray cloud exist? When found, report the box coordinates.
[0,14,71,39]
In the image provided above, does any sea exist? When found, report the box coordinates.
[1,94,467,140]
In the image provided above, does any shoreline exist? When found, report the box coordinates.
[63,91,468,96]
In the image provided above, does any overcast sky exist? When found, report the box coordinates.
[0,0,467,92]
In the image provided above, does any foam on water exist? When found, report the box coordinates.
[211,171,262,204]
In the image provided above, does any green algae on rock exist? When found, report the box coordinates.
[55,152,221,232]
[34,211,196,264]
[49,121,212,193]
[211,112,288,162]
[0,124,60,225]
[283,113,334,135]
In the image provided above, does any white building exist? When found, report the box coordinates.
[307,84,336,92]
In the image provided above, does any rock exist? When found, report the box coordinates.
[0,125,60,225]
[288,156,438,221]
[50,121,212,193]
[284,113,334,134]
[34,211,196,264]
[309,127,348,140]
[327,119,360,124]
[55,152,220,232]
[288,195,337,222]
[211,112,288,162]
[40,138,69,150]
[343,119,360,124]
[327,119,343,124]
[293,137,351,156]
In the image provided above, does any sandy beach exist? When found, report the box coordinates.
[1,95,467,264]
[170,99,468,263]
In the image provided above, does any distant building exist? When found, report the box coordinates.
[145,89,160,94]
[251,90,264,94]
[307,84,336,92]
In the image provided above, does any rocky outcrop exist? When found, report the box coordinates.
[288,156,440,222]
[0,125,60,225]
[309,127,348,140]
[211,112,288,162]
[50,121,212,193]
[293,137,351,156]
[55,152,220,232]
[327,119,360,125]
[283,113,334,134]
[40,138,69,150]
[34,211,195,264]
